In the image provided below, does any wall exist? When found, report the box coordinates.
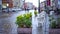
[20,0,24,8]
[40,1,46,11]
[27,2,33,9]
[2,0,13,8]
[12,0,24,8]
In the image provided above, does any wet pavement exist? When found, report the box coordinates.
[0,10,60,34]
[0,10,35,24]
[0,10,34,34]
[0,11,26,34]
[0,10,43,34]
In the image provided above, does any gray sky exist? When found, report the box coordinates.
[25,0,45,7]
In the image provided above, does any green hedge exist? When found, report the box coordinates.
[50,21,56,28]
[49,15,57,28]
[16,12,32,28]
[34,10,38,15]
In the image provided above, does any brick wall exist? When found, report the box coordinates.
[2,0,13,8]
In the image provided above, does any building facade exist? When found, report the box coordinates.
[12,0,25,8]
[22,2,34,10]
[20,0,25,9]
[40,1,46,11]
[50,0,60,14]
[46,0,60,10]
[57,0,60,9]
[26,2,33,9]
[2,0,13,8]
[45,0,57,13]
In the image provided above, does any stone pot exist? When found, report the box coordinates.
[17,28,32,34]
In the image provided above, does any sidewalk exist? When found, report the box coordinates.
[0,12,16,18]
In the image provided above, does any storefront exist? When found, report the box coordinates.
[2,0,13,12]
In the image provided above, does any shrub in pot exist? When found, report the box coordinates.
[16,13,32,28]
[25,19,32,28]
[49,15,57,28]
[50,21,56,28]
[34,11,38,17]
[56,18,60,28]
[16,15,25,28]
[24,13,32,28]
[29,12,32,17]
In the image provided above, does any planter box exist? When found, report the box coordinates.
[49,29,60,34]
[17,28,32,34]
[17,28,60,34]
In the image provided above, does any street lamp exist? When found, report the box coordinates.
[38,0,40,13]
[7,4,9,13]
[7,4,9,7]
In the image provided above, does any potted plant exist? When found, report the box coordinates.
[16,12,32,28]
[49,15,57,28]
[56,18,60,28]
[16,13,32,33]
[16,15,25,28]
[34,11,38,17]
[50,21,56,28]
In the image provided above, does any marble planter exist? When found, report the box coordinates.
[17,28,32,34]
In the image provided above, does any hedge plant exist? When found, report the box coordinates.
[16,12,32,28]
[56,18,60,28]
[34,10,38,16]
[49,15,57,28]
[50,21,56,28]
